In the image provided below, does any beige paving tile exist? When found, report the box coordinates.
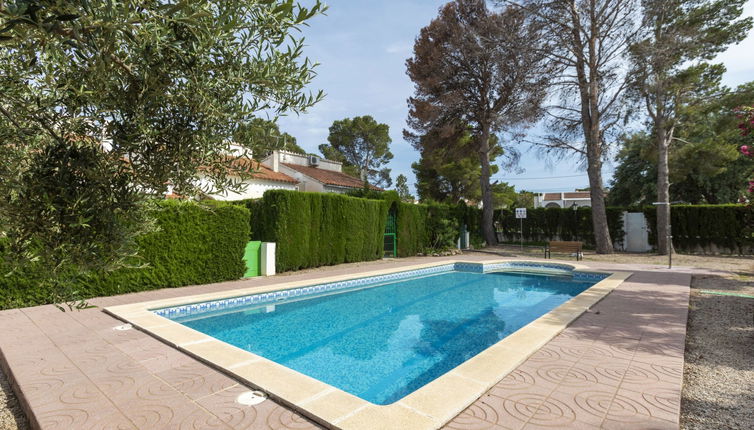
[155,361,238,400]
[443,407,516,429]
[400,373,486,423]
[144,321,212,346]
[297,389,365,424]
[335,403,440,430]
[198,386,261,425]
[231,360,330,405]
[181,339,260,369]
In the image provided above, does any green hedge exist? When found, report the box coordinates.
[1,200,250,309]
[643,204,753,253]
[395,202,427,257]
[248,190,388,271]
[494,207,625,249]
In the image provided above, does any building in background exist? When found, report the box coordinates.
[533,191,592,209]
[198,157,299,201]
[262,150,382,194]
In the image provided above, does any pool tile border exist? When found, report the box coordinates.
[105,260,630,430]
[153,261,608,320]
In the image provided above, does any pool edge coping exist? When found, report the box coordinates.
[104,259,631,430]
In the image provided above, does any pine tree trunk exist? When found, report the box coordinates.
[570,3,613,255]
[656,129,671,255]
[586,145,613,254]
[478,127,497,247]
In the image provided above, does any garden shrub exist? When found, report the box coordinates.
[424,203,461,251]
[0,200,250,309]
[250,190,388,271]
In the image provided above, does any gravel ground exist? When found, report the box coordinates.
[681,273,754,430]
[0,367,27,430]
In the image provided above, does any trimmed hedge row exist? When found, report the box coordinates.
[245,190,388,272]
[643,204,753,253]
[236,191,479,264]
[0,200,250,310]
[494,207,626,249]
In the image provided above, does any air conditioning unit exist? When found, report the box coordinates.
[308,155,319,166]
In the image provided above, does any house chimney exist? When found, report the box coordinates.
[271,150,280,172]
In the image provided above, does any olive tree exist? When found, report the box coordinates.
[0,0,324,306]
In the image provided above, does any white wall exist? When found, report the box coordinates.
[275,150,342,172]
[276,165,325,193]
[323,185,353,194]
[198,174,297,201]
[534,197,591,209]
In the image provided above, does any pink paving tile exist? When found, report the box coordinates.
[137,346,198,374]
[196,385,276,428]
[545,385,618,428]
[525,344,582,365]
[158,365,238,400]
[114,335,176,363]
[34,401,137,430]
[125,397,230,430]
[616,361,681,394]
[471,395,533,430]
[444,409,515,430]
[525,395,579,428]
[614,387,680,424]
[155,360,238,400]
[571,360,630,388]
[444,398,516,430]
[263,404,321,430]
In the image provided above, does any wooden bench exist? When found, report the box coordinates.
[544,241,583,261]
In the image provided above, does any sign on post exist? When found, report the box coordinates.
[515,208,526,250]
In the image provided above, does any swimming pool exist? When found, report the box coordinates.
[168,270,596,404]
[107,260,627,430]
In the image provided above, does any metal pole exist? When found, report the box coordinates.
[652,201,677,270]
[668,221,672,269]
[520,218,523,251]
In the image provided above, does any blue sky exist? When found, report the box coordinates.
[277,0,754,194]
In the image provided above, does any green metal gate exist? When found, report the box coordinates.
[384,206,397,258]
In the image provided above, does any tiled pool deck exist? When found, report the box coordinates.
[0,255,690,429]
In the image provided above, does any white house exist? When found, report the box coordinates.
[198,157,299,201]
[533,191,592,208]
[262,150,382,193]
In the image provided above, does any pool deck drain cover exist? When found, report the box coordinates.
[113,324,132,331]
[236,390,267,406]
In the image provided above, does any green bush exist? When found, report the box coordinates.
[494,207,625,249]
[1,200,250,309]
[643,204,753,253]
[396,202,427,257]
[250,190,388,271]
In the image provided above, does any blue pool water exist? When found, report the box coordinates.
[173,270,594,404]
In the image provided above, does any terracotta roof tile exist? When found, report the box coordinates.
[246,161,298,184]
[282,163,382,190]
[563,192,590,199]
[204,157,298,184]
[542,191,591,200]
[543,193,561,200]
